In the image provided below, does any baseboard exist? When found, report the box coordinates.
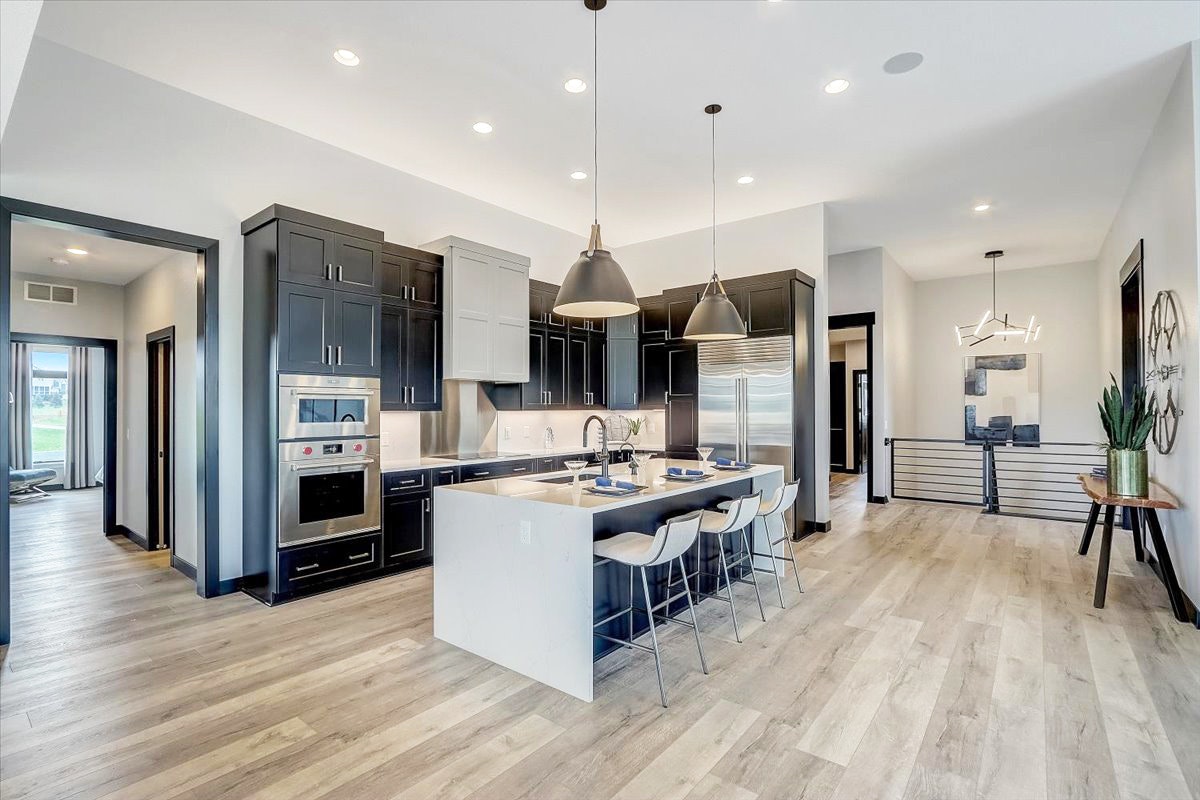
[116,524,149,551]
[170,554,197,581]
[803,519,833,534]
[869,495,889,505]
[216,578,241,596]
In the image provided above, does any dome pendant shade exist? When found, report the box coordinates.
[683,291,747,340]
[554,223,639,318]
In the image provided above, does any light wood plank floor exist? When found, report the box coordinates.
[2,485,1198,800]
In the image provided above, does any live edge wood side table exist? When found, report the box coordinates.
[1076,474,1188,622]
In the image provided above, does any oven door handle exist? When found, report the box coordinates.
[289,388,377,397]
[289,458,375,472]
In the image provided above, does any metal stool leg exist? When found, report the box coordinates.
[763,513,786,608]
[639,566,668,707]
[785,530,804,593]
[628,565,635,642]
[741,526,767,622]
[678,555,708,674]
[717,532,742,643]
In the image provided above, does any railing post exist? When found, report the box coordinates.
[982,443,997,513]
[885,438,893,499]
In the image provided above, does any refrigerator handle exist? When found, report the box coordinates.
[736,377,744,462]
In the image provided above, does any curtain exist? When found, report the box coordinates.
[8,342,32,470]
[64,346,99,489]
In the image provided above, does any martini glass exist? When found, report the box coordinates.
[563,459,589,488]
[697,446,714,471]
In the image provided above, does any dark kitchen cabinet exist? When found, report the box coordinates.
[520,329,568,408]
[568,333,606,409]
[382,305,441,411]
[666,295,698,340]
[728,281,791,337]
[277,531,382,596]
[608,313,638,339]
[382,244,442,312]
[278,284,334,374]
[640,298,668,337]
[529,282,567,329]
[277,221,381,296]
[640,340,668,409]
[667,343,698,396]
[383,493,432,568]
[570,317,605,334]
[431,466,459,486]
[460,459,536,482]
[666,395,698,456]
[333,293,382,376]
[587,335,606,407]
[607,337,638,410]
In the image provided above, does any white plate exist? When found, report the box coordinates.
[661,473,709,482]
[712,464,752,471]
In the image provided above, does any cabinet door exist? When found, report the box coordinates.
[277,222,335,289]
[745,283,791,336]
[606,337,638,410]
[405,309,441,411]
[640,340,668,409]
[406,261,442,311]
[333,293,381,376]
[640,299,668,337]
[521,330,546,408]
[667,343,698,396]
[587,335,606,407]
[529,287,548,326]
[447,249,493,379]
[333,235,382,295]
[380,304,404,409]
[545,332,569,407]
[567,334,588,408]
[278,284,333,374]
[666,395,698,454]
[608,312,638,339]
[383,494,432,567]
[667,295,698,340]
[492,259,530,382]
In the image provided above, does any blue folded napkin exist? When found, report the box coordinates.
[716,457,750,467]
[594,476,638,491]
[667,467,704,476]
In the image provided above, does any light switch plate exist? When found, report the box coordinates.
[503,426,511,440]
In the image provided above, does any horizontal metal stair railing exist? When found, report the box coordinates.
[885,437,1106,523]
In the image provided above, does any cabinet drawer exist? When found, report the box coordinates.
[506,460,534,477]
[535,456,559,473]
[279,532,382,590]
[460,462,503,482]
[431,466,459,486]
[383,469,428,495]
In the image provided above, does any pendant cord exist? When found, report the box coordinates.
[711,109,717,283]
[593,6,598,226]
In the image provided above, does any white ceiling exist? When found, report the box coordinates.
[11,219,178,284]
[30,0,1200,279]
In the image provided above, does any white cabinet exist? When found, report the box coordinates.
[422,237,530,382]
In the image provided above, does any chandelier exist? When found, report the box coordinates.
[955,250,1042,346]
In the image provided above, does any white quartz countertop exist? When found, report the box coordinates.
[434,458,782,514]
[380,443,667,473]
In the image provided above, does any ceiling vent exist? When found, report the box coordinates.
[24,281,77,306]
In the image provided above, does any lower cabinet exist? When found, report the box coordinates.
[383,492,433,568]
[277,531,383,596]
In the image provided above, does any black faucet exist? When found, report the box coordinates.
[582,414,609,478]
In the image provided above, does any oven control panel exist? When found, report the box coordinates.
[280,437,378,462]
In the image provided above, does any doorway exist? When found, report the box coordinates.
[853,369,869,474]
[147,328,174,552]
[828,312,879,505]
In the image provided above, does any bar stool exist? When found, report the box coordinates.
[719,480,803,608]
[592,510,707,708]
[675,491,765,643]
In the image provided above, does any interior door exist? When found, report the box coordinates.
[147,337,173,551]
[829,361,847,469]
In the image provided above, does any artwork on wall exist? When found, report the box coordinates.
[964,353,1041,445]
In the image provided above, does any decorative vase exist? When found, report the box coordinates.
[1107,448,1148,498]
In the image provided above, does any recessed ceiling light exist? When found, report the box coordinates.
[883,52,924,75]
[973,203,991,212]
[570,171,588,180]
[564,78,587,94]
[472,121,493,134]
[333,49,360,67]
[737,175,754,185]
[66,247,88,255]
[824,78,850,94]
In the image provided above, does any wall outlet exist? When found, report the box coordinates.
[519,521,532,545]
[503,426,511,440]
[381,432,391,447]
[523,425,530,438]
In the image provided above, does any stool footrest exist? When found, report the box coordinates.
[594,632,656,655]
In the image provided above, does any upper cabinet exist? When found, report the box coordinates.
[422,237,530,383]
[276,220,382,296]
[529,280,567,330]
[382,243,442,311]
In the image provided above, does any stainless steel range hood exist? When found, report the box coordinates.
[419,380,499,457]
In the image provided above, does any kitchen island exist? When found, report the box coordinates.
[433,458,786,701]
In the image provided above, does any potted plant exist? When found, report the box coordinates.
[1098,374,1155,497]
[627,416,645,447]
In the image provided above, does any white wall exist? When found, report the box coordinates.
[913,260,1102,443]
[495,409,667,454]
[1,40,589,581]
[0,0,41,138]
[1097,43,1199,608]
[618,203,831,523]
[121,252,199,565]
[10,271,124,340]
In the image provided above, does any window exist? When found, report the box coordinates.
[30,348,69,464]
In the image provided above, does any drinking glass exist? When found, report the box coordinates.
[563,459,589,487]
[697,446,714,471]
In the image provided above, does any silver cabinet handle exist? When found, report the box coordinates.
[336,346,343,365]
[324,263,333,280]
[336,264,344,281]
[664,391,668,405]
[403,285,409,300]
[325,345,333,365]
[348,551,371,561]
[476,471,490,476]
[634,391,637,405]
[296,563,320,573]
[411,284,417,299]
[512,466,527,472]
[424,497,430,513]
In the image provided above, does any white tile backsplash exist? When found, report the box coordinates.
[380,411,422,462]
[496,409,665,453]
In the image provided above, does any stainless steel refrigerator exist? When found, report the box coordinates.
[698,336,796,526]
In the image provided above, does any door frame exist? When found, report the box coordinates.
[828,313,881,503]
[852,369,869,474]
[2,197,223,645]
[147,326,175,556]
[9,332,118,534]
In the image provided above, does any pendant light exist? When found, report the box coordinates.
[954,250,1042,346]
[683,104,747,341]
[554,0,639,319]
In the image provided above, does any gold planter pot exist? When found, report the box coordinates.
[1107,449,1148,498]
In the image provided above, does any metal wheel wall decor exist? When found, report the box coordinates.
[1146,290,1183,454]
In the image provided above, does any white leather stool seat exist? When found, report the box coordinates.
[594,532,658,566]
[716,497,774,515]
[698,509,734,533]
